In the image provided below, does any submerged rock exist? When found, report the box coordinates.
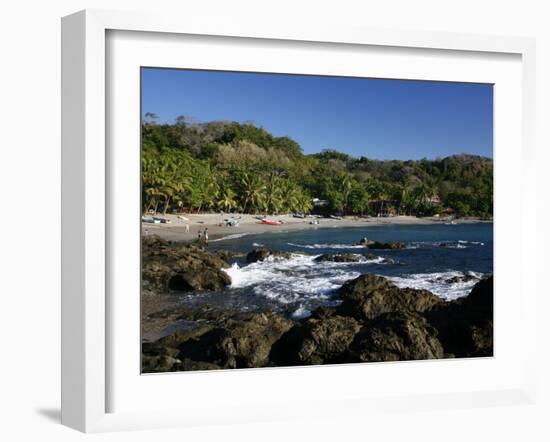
[336,274,442,320]
[246,247,291,263]
[348,311,444,362]
[314,253,362,263]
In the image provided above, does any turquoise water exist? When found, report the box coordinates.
[179,223,493,319]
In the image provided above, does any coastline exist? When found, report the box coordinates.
[142,213,492,242]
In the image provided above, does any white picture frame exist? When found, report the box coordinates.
[61,9,537,433]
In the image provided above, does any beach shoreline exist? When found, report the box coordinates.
[142,213,492,242]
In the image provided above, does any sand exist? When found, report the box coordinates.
[141,213,489,242]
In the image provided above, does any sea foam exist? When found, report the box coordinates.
[389,270,485,300]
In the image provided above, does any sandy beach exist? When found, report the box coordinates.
[142,213,490,242]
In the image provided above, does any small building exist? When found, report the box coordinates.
[312,198,329,207]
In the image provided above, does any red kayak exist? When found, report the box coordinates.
[260,219,283,226]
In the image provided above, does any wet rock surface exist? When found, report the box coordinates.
[246,247,292,263]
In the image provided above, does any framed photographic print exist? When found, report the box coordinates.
[61,9,537,432]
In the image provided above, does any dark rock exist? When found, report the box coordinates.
[445,274,479,284]
[214,249,245,262]
[142,235,232,293]
[425,276,493,357]
[367,241,406,250]
[314,253,362,263]
[337,274,442,320]
[142,353,182,373]
[175,358,221,371]
[177,312,294,369]
[348,311,444,362]
[270,315,360,365]
[310,306,338,320]
[168,269,231,291]
[246,247,291,263]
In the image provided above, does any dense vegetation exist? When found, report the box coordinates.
[142,114,493,218]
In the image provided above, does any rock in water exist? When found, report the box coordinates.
[270,315,361,365]
[246,247,291,263]
[348,311,444,362]
[314,253,362,263]
[366,241,406,250]
[425,275,493,357]
[336,274,442,320]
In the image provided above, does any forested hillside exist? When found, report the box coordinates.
[141,115,493,218]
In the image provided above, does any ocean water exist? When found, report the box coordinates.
[178,223,493,319]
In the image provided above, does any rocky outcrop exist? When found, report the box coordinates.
[425,276,493,357]
[142,235,232,293]
[168,269,231,291]
[142,272,494,371]
[347,312,444,362]
[142,312,294,371]
[246,247,291,263]
[270,315,361,365]
[336,274,443,320]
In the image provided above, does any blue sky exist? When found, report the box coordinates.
[141,68,493,160]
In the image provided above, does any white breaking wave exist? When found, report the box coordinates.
[208,232,252,242]
[291,306,312,320]
[388,270,485,300]
[288,242,365,250]
[252,242,264,247]
[407,239,485,249]
[222,254,364,305]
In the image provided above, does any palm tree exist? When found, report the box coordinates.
[339,173,353,214]
[239,172,266,214]
[216,186,237,212]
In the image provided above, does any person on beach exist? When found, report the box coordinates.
[204,228,209,244]
[198,229,202,241]
[185,223,190,233]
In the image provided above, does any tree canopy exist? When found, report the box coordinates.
[142,116,493,218]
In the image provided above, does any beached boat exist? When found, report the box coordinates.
[142,216,161,224]
[153,216,171,224]
[260,219,283,226]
